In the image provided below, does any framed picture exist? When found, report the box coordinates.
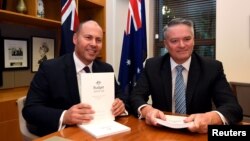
[31,36,55,72]
[3,38,29,70]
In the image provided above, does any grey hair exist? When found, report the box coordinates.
[163,18,194,39]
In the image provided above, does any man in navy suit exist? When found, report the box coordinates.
[23,20,127,136]
[129,18,243,133]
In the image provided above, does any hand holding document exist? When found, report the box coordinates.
[78,73,130,138]
[155,115,194,129]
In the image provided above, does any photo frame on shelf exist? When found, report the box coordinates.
[3,38,29,70]
[32,36,55,72]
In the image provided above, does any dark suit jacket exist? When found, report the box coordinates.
[130,52,243,124]
[23,53,126,136]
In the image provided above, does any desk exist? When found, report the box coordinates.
[34,115,207,141]
[0,87,28,141]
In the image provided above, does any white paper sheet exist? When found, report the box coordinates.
[156,115,194,129]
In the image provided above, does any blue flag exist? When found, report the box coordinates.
[60,0,79,55]
[118,0,147,99]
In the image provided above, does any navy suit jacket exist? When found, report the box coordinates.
[130,52,243,124]
[23,53,126,136]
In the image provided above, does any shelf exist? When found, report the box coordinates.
[78,0,105,31]
[89,0,105,6]
[79,0,105,8]
[0,0,106,62]
[0,9,60,29]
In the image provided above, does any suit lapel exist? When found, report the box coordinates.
[161,55,173,111]
[92,61,99,72]
[92,60,109,72]
[186,54,200,113]
[64,54,81,104]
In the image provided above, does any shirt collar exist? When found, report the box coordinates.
[73,52,93,73]
[170,56,191,71]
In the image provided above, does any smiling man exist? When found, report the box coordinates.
[23,20,128,136]
[129,18,243,133]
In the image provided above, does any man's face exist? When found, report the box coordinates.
[73,22,103,65]
[164,24,194,64]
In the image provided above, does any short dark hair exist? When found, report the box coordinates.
[163,18,194,39]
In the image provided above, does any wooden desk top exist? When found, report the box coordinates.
[34,115,207,141]
[0,86,28,102]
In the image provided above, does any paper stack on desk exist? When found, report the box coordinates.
[156,115,194,129]
[78,73,131,138]
[79,120,131,138]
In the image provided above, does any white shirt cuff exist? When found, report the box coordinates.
[120,109,129,116]
[213,110,228,125]
[58,110,67,131]
[138,104,149,119]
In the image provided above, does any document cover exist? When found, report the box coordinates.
[78,73,131,138]
[156,115,193,129]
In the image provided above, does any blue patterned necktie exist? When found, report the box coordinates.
[175,65,186,114]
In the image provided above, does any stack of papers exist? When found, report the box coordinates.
[78,120,131,138]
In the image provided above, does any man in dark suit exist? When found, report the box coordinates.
[23,20,127,136]
[129,18,243,133]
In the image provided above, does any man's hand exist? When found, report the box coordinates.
[63,103,95,125]
[112,98,126,116]
[184,111,223,133]
[141,105,165,126]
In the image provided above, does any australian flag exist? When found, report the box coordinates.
[118,0,147,100]
[60,0,79,55]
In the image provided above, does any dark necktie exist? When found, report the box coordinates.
[175,65,186,114]
[83,66,90,73]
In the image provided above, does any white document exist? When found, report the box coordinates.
[78,72,130,138]
[79,72,115,123]
[155,115,193,129]
[79,120,131,138]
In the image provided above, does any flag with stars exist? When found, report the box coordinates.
[60,0,79,55]
[118,0,147,99]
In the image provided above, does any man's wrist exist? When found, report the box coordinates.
[141,105,153,117]
[206,111,224,125]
